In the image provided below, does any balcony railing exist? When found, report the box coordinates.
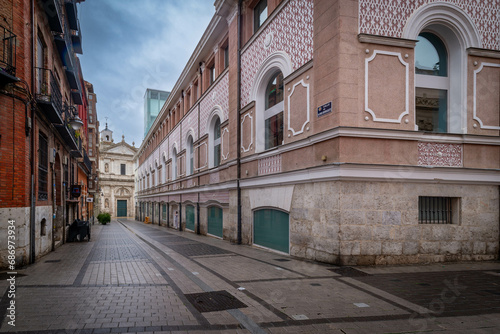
[35,67,63,124]
[0,25,18,85]
[82,149,92,174]
[41,0,63,33]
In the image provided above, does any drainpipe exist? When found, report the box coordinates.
[167,202,170,227]
[29,0,36,264]
[236,0,243,245]
[179,199,183,232]
[197,198,200,235]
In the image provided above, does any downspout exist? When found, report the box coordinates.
[236,0,242,245]
[30,0,36,264]
[179,198,183,232]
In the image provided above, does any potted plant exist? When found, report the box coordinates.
[97,212,111,225]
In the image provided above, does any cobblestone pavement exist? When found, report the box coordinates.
[1,219,500,333]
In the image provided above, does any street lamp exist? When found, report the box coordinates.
[66,105,83,131]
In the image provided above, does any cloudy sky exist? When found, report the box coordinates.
[78,0,215,147]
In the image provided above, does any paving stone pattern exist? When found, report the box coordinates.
[0,220,499,333]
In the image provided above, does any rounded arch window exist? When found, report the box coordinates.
[264,71,284,150]
[187,135,194,175]
[415,32,448,77]
[415,31,450,133]
[211,116,221,168]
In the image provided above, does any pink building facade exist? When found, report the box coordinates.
[135,0,500,265]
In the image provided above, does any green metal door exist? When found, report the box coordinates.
[253,209,289,253]
[186,205,195,231]
[117,200,127,217]
[207,206,223,238]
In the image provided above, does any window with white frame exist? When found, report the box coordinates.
[415,32,449,133]
[187,135,194,175]
[264,71,284,150]
[210,117,221,168]
[172,147,177,181]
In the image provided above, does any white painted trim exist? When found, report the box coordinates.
[250,51,293,153]
[137,180,237,199]
[241,112,254,152]
[473,62,500,130]
[221,127,229,161]
[287,79,310,136]
[402,2,482,48]
[240,126,500,164]
[194,142,208,171]
[240,163,500,189]
[365,50,409,124]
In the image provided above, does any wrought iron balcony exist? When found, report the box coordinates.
[53,13,83,104]
[35,67,63,124]
[71,19,82,54]
[81,149,92,175]
[41,0,63,33]
[54,105,82,155]
[0,25,18,85]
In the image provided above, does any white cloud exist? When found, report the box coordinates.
[79,0,214,147]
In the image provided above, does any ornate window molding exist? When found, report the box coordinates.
[473,62,500,130]
[287,79,310,136]
[364,50,409,124]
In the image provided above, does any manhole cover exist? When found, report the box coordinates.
[274,258,291,262]
[185,290,247,313]
[45,260,61,263]
[328,267,371,277]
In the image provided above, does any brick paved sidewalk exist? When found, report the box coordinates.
[1,219,499,333]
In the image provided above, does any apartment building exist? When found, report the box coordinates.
[135,0,500,265]
[0,0,91,267]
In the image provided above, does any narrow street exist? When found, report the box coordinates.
[1,220,499,334]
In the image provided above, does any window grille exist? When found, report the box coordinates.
[418,196,456,224]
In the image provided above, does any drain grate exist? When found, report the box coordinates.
[184,290,247,313]
[166,243,232,257]
[44,260,61,263]
[274,258,291,262]
[328,267,371,277]
[310,283,322,286]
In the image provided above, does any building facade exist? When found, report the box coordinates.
[85,81,100,222]
[135,0,500,265]
[99,126,137,218]
[0,0,91,268]
[144,89,170,137]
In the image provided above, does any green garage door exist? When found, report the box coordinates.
[186,205,195,231]
[207,206,223,238]
[254,209,289,253]
[117,200,127,217]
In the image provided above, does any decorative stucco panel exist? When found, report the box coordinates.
[241,0,314,107]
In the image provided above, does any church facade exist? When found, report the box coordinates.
[135,0,500,265]
[99,125,138,218]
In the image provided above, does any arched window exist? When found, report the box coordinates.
[403,2,482,134]
[209,116,221,168]
[172,147,177,181]
[187,135,194,176]
[264,71,284,149]
[415,32,449,133]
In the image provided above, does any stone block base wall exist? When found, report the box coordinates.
[239,181,499,265]
[0,206,54,269]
